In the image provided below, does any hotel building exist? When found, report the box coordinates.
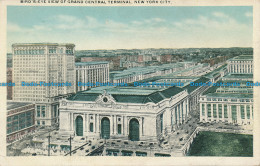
[12,43,76,126]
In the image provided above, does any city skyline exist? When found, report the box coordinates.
[7,6,253,52]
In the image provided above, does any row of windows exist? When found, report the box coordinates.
[202,104,252,119]
[37,110,46,117]
[229,61,252,63]
[37,120,45,126]
[7,111,33,122]
[7,111,34,134]
[206,98,252,102]
[14,49,45,55]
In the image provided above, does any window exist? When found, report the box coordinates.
[160,114,163,133]
[41,106,46,111]
[213,104,217,118]
[42,111,46,117]
[246,105,250,119]
[7,128,12,134]
[37,121,40,125]
[224,105,228,118]
[201,104,205,116]
[207,104,211,118]
[7,117,12,122]
[240,105,245,119]
[90,123,93,132]
[118,124,122,134]
[231,105,237,120]
[42,121,45,125]
[37,110,40,117]
[218,104,222,118]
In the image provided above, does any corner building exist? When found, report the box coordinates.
[12,43,76,126]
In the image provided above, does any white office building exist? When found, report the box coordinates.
[75,61,109,92]
[12,43,76,126]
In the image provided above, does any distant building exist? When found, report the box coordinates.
[12,43,76,126]
[75,61,109,92]
[227,55,253,74]
[7,101,35,144]
[143,54,152,62]
[161,55,172,63]
[110,63,186,84]
[81,56,120,70]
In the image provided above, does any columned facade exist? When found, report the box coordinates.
[75,62,109,92]
[199,97,253,125]
[59,87,189,141]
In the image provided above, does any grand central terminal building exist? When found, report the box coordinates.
[59,86,191,141]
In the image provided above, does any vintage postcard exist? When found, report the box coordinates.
[0,0,259,165]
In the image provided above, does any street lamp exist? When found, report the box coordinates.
[68,135,74,156]
[47,130,52,156]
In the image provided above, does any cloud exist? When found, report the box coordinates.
[53,15,86,30]
[245,12,253,17]
[7,23,23,32]
[212,12,229,19]
[7,12,252,52]
[173,13,249,32]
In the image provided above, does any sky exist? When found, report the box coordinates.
[7,6,253,52]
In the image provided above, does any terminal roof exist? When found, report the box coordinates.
[67,86,185,104]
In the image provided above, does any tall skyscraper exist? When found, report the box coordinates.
[12,43,76,126]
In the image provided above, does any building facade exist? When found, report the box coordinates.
[12,43,76,126]
[7,102,35,144]
[199,92,253,125]
[59,86,190,141]
[75,61,109,92]
[199,55,254,125]
[227,55,253,74]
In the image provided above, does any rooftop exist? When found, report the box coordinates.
[75,61,109,66]
[7,101,33,110]
[223,74,253,79]
[183,77,210,93]
[205,93,253,99]
[12,43,75,47]
[67,86,185,104]
[229,55,253,61]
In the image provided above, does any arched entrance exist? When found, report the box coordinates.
[129,118,139,141]
[75,116,83,136]
[101,117,110,139]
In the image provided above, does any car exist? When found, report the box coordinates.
[91,146,95,149]
[80,147,84,150]
[124,142,128,145]
[81,138,85,140]
[32,153,37,156]
[85,150,89,153]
